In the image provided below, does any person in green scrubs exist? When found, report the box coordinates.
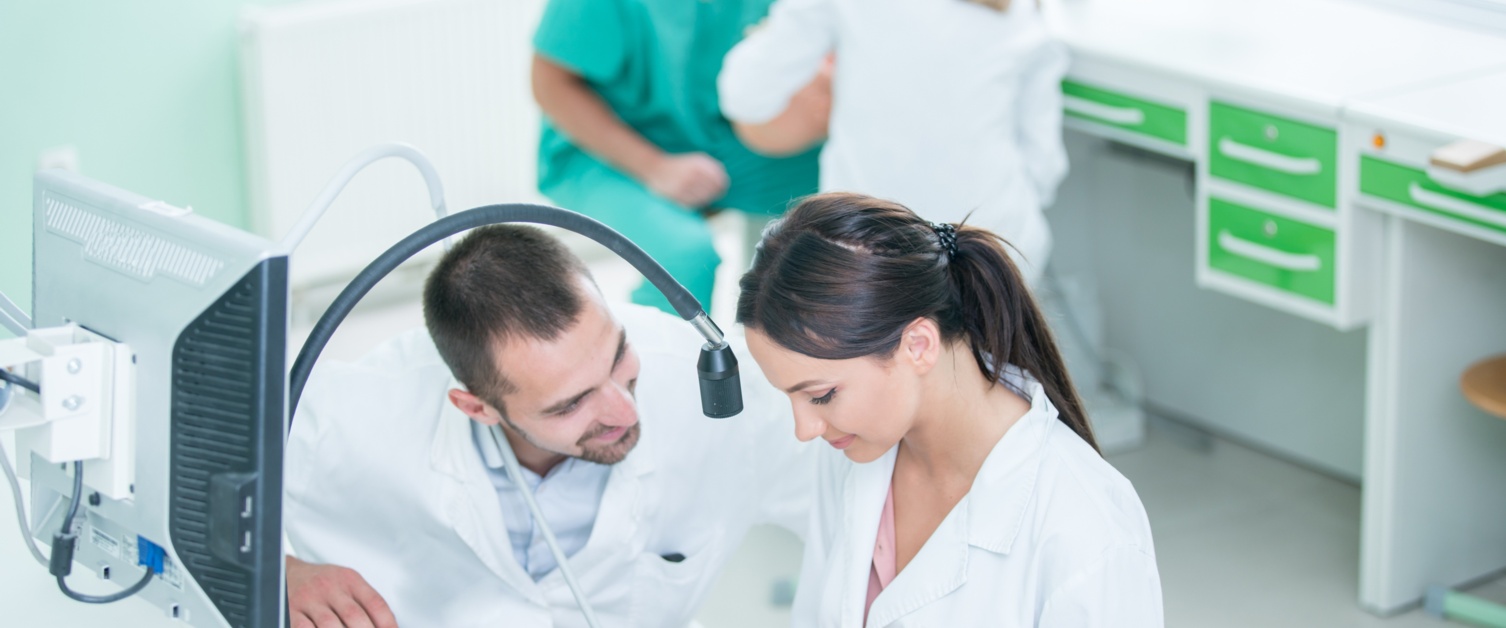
[531,0,821,314]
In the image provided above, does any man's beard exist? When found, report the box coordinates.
[574,422,641,465]
[499,415,642,466]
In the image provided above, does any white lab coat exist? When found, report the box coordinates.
[793,370,1162,627]
[284,304,815,627]
[719,0,1069,282]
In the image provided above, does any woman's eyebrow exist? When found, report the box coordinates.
[784,379,829,394]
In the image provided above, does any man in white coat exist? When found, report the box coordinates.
[282,225,814,627]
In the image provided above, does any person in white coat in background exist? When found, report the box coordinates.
[282,225,814,627]
[717,0,1068,284]
[737,194,1161,627]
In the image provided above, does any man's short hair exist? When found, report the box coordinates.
[423,224,590,409]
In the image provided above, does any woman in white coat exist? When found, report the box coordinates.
[737,193,1161,627]
[718,0,1068,284]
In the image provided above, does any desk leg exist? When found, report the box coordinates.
[1361,216,1506,613]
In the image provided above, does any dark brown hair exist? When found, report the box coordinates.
[423,224,589,408]
[736,192,1098,452]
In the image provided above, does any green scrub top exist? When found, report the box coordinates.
[533,0,820,216]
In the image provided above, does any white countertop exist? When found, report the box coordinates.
[1346,69,1506,146]
[1046,0,1506,109]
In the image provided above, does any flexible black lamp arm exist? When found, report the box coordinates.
[287,203,742,425]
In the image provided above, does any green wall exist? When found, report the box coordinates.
[0,0,297,338]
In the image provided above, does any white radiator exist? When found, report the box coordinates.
[240,0,549,292]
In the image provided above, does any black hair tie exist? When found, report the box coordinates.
[931,222,959,259]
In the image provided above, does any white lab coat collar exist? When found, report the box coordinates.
[472,419,509,471]
[850,368,1057,627]
[425,378,659,600]
[428,383,480,481]
[426,385,537,597]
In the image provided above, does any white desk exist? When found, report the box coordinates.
[1347,71,1506,614]
[1050,0,1506,106]
[1043,0,1506,614]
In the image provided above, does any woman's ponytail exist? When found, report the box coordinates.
[949,225,1098,452]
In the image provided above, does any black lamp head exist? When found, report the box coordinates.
[697,342,742,418]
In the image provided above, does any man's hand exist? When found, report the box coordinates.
[643,152,730,209]
[287,556,397,628]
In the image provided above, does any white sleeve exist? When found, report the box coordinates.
[717,0,838,124]
[1037,546,1164,627]
[1015,31,1071,208]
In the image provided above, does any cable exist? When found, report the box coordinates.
[0,289,29,336]
[1,428,49,566]
[1,376,51,566]
[57,568,156,604]
[488,425,601,628]
[49,461,154,604]
[279,143,449,252]
[1,369,41,394]
[59,462,83,554]
[288,204,704,420]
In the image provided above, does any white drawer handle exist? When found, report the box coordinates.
[1217,138,1322,175]
[1063,95,1146,126]
[1408,183,1506,229]
[1217,230,1321,271]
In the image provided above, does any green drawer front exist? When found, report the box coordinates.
[1359,156,1506,235]
[1208,197,1336,305]
[1209,102,1337,208]
[1062,80,1187,146]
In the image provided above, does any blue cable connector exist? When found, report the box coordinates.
[137,536,166,573]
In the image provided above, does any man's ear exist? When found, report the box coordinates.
[449,388,501,426]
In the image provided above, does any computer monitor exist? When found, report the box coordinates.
[21,169,287,627]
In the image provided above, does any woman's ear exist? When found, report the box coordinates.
[900,317,942,375]
[449,388,502,426]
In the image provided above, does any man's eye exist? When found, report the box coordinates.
[810,389,836,406]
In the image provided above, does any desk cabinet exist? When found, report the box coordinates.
[1197,96,1377,330]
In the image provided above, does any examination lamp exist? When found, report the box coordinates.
[287,203,743,422]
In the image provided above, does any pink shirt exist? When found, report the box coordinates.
[865,483,898,622]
